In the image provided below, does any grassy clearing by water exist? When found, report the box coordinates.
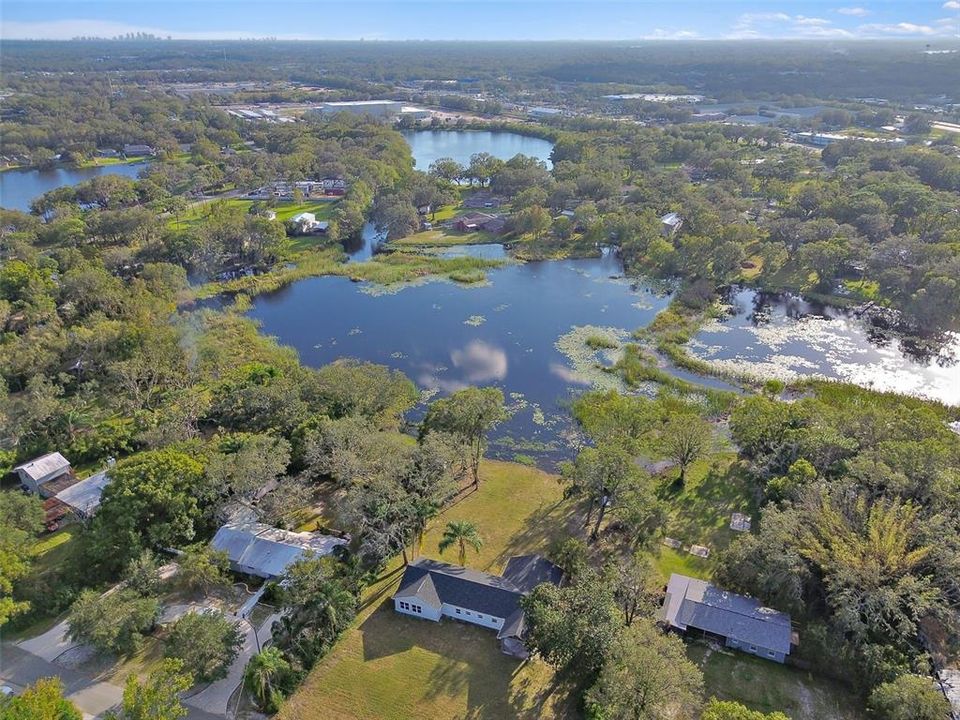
[649,453,754,581]
[280,460,582,720]
[390,228,498,247]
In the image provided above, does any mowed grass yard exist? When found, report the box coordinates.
[688,644,865,720]
[647,452,757,581]
[279,460,583,720]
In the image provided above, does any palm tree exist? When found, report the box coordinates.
[438,520,483,566]
[410,498,441,559]
[244,647,291,713]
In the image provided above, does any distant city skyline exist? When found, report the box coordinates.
[3,1,959,41]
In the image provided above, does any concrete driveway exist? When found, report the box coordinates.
[183,612,280,718]
[1,643,121,719]
[3,638,223,720]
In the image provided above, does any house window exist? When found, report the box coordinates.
[412,604,422,614]
[476,614,483,620]
[749,645,757,652]
[767,651,776,658]
[455,608,461,615]
[399,601,409,611]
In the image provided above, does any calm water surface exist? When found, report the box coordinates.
[249,249,673,461]
[0,162,150,212]
[690,287,960,405]
[402,130,554,170]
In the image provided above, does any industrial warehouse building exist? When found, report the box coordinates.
[309,100,429,121]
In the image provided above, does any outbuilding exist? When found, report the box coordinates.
[14,452,73,497]
[54,469,112,520]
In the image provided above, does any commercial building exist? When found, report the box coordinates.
[308,100,428,122]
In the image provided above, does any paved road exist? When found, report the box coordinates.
[0,644,222,720]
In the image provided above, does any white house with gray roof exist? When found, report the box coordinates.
[661,573,794,663]
[392,555,563,658]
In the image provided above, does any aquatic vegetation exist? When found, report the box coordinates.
[553,325,632,392]
[531,406,546,426]
[585,334,619,350]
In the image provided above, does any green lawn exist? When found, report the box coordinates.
[75,156,148,168]
[688,644,864,720]
[280,460,582,720]
[168,197,339,241]
[648,453,757,581]
[390,228,498,247]
[31,527,77,574]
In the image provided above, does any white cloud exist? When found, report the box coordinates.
[795,16,833,26]
[836,7,871,16]
[943,1,960,9]
[644,28,700,39]
[730,11,854,38]
[857,22,941,35]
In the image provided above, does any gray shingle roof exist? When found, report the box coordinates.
[663,574,792,654]
[394,558,524,620]
[395,572,442,608]
[501,555,564,593]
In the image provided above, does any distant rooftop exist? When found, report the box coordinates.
[321,100,401,106]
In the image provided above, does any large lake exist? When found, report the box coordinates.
[249,247,674,461]
[0,162,149,212]
[402,129,554,169]
[246,131,960,465]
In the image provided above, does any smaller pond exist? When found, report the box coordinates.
[689,287,960,406]
[0,162,150,213]
[402,130,554,170]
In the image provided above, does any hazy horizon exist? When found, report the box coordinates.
[3,1,959,42]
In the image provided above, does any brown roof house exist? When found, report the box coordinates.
[454,212,505,233]
[392,555,563,658]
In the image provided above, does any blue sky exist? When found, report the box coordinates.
[3,1,959,41]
